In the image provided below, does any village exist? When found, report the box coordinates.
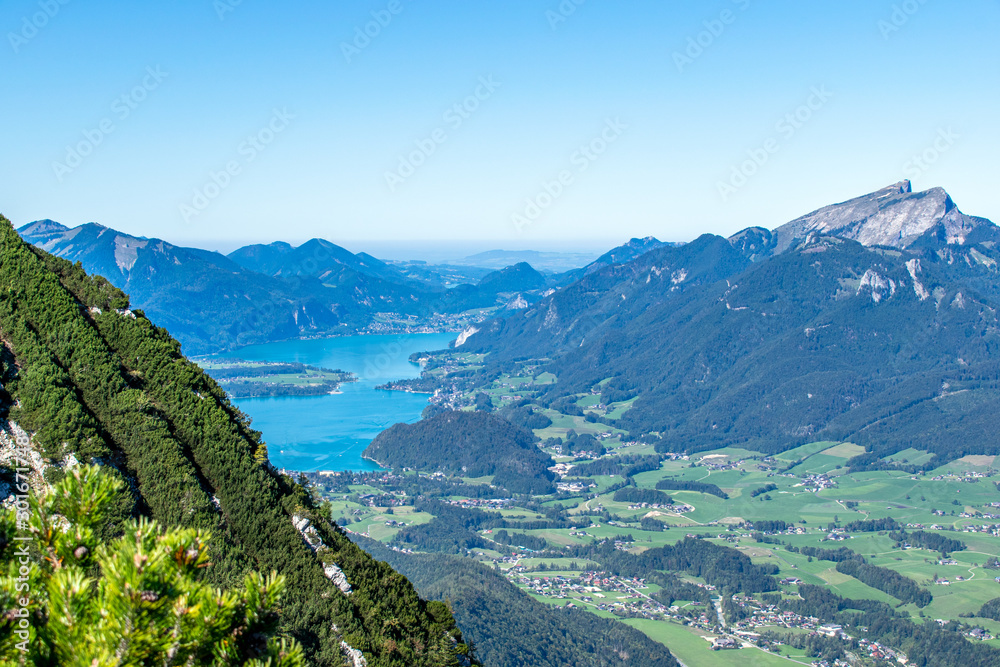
[498,563,918,666]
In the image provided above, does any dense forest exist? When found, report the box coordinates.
[364,411,556,494]
[980,598,1000,622]
[843,517,901,532]
[612,487,672,505]
[891,530,966,556]
[834,560,932,607]
[0,217,474,667]
[654,478,728,498]
[388,499,587,555]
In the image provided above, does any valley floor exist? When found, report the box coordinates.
[302,439,1000,666]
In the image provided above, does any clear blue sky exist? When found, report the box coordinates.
[2,0,997,252]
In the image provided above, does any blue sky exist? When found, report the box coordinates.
[1,0,997,254]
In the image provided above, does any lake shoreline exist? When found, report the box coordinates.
[223,332,457,472]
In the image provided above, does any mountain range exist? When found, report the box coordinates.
[19,180,999,465]
[456,181,1000,463]
[17,222,561,354]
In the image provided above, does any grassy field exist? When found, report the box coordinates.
[623,619,812,666]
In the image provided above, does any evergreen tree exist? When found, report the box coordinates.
[0,466,304,666]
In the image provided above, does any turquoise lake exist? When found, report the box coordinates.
[222,333,456,472]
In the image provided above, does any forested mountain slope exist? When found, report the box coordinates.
[459,184,1000,462]
[364,411,556,495]
[0,216,475,667]
[462,234,752,361]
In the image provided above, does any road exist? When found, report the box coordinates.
[713,597,727,629]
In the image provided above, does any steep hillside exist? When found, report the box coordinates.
[601,236,1000,459]
[0,216,475,667]
[476,262,546,294]
[462,234,752,361]
[364,411,555,495]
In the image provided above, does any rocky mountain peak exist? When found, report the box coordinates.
[17,219,71,246]
[771,181,988,253]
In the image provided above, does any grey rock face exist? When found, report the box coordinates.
[340,641,367,667]
[292,515,353,594]
[772,180,986,252]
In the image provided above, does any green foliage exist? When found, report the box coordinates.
[0,218,475,667]
[834,559,932,607]
[491,530,547,552]
[749,483,778,497]
[612,487,672,505]
[890,529,965,556]
[790,545,858,563]
[0,466,304,666]
[564,536,778,596]
[364,411,555,495]
[497,404,552,431]
[654,478,727,499]
[389,500,586,556]
[562,432,605,456]
[979,597,1000,622]
[567,455,661,478]
[843,517,900,532]
[747,520,789,532]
